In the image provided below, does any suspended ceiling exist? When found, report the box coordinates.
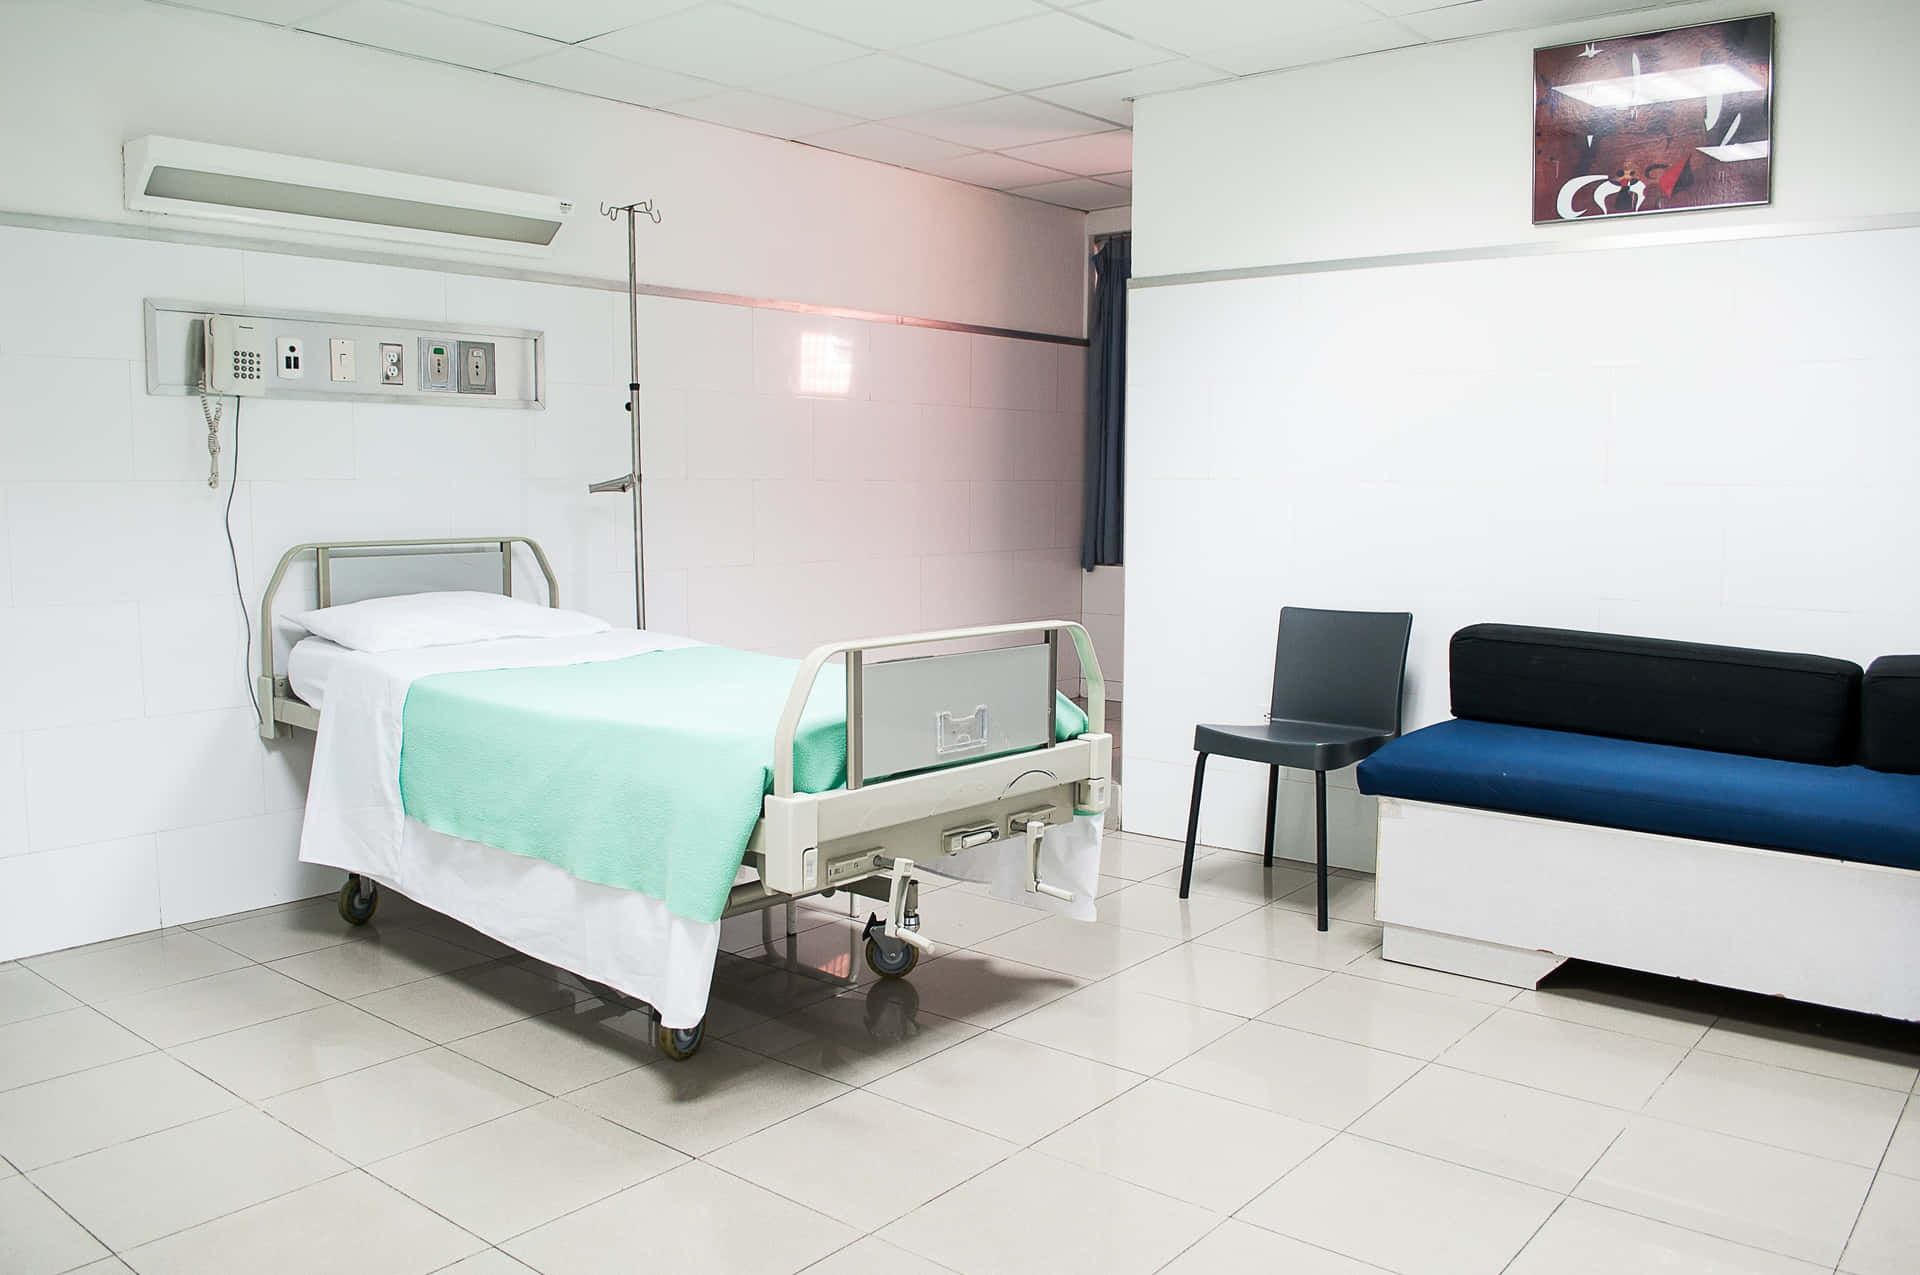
[157,0,1706,212]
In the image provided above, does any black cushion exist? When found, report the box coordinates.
[1862,656,1920,774]
[1450,624,1862,766]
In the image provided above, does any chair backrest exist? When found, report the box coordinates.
[1270,606,1414,736]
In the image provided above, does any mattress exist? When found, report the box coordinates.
[287,636,354,710]
[1357,719,1920,872]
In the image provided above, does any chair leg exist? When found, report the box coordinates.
[1314,770,1329,932]
[1180,753,1208,898]
[1263,765,1280,867]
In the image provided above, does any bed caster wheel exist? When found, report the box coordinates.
[864,934,920,979]
[338,875,379,926]
[657,1020,705,1061]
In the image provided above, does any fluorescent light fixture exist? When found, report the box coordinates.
[1551,64,1763,109]
[798,332,853,395]
[124,136,573,255]
[1697,141,1771,162]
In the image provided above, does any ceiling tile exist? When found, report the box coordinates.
[763,53,998,119]
[889,94,1110,151]
[668,90,861,138]
[585,3,863,86]
[1004,129,1131,176]
[1074,0,1380,56]
[1401,0,1691,41]
[1094,169,1131,189]
[906,10,1174,92]
[1199,17,1423,75]
[1008,176,1131,210]
[1028,58,1229,125]
[500,45,719,105]
[917,151,1074,191]
[732,0,1051,49]
[408,0,698,43]
[801,122,975,168]
[300,0,559,70]
[168,0,342,22]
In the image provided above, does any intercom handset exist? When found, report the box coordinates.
[198,312,269,488]
[203,313,269,398]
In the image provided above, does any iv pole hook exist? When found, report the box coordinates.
[600,200,662,224]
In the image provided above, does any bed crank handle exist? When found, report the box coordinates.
[1027,820,1076,903]
[883,859,935,952]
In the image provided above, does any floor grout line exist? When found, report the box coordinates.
[14,1168,121,1270]
[8,869,1920,1275]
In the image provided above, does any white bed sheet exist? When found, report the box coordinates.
[293,628,721,1026]
[287,636,351,710]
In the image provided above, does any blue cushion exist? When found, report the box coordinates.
[1356,720,1920,872]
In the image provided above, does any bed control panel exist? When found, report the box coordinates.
[945,823,999,853]
[145,300,544,409]
[1003,805,1060,839]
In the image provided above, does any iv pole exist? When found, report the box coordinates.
[589,197,662,629]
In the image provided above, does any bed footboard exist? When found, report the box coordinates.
[757,622,1110,897]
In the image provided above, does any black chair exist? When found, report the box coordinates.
[1179,607,1413,930]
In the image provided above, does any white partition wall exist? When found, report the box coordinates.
[0,1,1089,958]
[1124,0,1920,869]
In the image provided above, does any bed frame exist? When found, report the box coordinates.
[258,538,1110,1053]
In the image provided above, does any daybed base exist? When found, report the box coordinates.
[1376,797,1920,1022]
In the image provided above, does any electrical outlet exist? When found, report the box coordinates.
[329,338,356,383]
[456,340,496,395]
[380,342,404,386]
[276,336,304,379]
[419,338,453,391]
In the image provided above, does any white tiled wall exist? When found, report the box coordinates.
[1125,226,1920,871]
[0,223,1086,959]
[1082,565,1123,701]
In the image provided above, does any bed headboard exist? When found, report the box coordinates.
[256,537,558,738]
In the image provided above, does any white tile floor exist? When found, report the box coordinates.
[2,830,1918,1275]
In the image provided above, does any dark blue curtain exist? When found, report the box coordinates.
[1081,235,1128,570]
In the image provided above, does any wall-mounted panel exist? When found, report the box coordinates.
[144,300,543,409]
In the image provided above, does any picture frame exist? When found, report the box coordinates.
[1534,15,1775,224]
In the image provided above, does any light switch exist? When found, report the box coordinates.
[419,338,453,391]
[456,340,496,395]
[329,338,356,383]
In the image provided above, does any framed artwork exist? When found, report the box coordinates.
[1534,15,1775,224]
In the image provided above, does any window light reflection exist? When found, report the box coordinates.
[1552,64,1763,109]
[798,331,853,395]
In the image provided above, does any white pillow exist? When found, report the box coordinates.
[282,591,611,653]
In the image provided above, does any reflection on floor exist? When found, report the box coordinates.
[2,830,1916,1275]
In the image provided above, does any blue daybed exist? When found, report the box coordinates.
[1356,626,1920,1020]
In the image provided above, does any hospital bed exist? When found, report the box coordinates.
[259,537,1110,1059]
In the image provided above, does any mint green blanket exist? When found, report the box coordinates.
[398,645,1089,924]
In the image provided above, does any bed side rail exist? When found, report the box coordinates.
[256,536,558,738]
[771,620,1105,798]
